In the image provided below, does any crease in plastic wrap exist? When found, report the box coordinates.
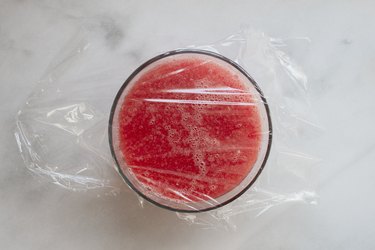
[15,27,321,230]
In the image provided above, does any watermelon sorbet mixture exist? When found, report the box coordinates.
[114,53,262,203]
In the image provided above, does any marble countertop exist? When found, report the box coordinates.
[1,0,374,249]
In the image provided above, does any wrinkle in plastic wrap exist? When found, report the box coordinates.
[15,28,320,229]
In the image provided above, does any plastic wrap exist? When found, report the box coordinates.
[15,27,320,229]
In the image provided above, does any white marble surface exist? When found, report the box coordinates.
[1,0,375,249]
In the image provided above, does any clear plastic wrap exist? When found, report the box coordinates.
[15,27,320,229]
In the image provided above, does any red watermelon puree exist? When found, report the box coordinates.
[116,53,262,204]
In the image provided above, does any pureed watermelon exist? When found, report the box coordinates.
[110,51,271,211]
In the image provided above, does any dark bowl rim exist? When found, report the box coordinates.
[108,49,273,213]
